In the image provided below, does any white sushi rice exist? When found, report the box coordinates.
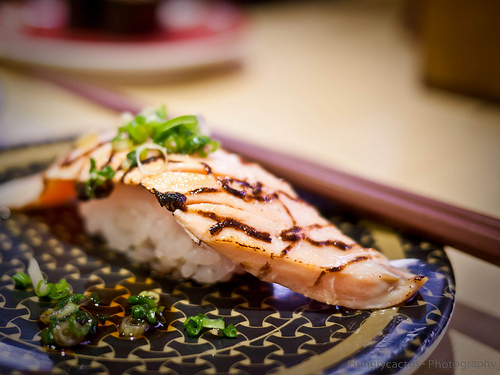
[78,184,240,283]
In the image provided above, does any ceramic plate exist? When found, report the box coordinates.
[0,157,455,375]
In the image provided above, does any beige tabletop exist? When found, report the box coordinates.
[0,0,499,374]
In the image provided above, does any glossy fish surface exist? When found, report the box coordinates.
[34,131,428,309]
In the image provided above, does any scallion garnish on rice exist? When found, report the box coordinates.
[112,106,219,158]
[78,158,116,200]
[135,143,169,175]
[81,106,219,201]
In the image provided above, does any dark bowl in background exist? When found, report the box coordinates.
[67,0,160,35]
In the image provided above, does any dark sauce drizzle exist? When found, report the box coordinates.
[174,161,359,259]
[68,145,358,261]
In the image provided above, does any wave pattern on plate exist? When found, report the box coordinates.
[0,204,455,375]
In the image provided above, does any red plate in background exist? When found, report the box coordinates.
[0,0,247,77]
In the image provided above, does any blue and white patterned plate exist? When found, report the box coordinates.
[0,156,455,375]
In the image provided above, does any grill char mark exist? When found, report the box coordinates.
[86,151,356,257]
[152,189,187,212]
[218,177,278,203]
[201,162,213,175]
[188,187,218,195]
[259,262,272,277]
[280,226,353,251]
[198,211,272,243]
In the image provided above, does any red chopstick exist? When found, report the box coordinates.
[31,69,500,265]
[215,133,500,265]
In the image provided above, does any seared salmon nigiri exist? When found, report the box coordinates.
[2,107,427,309]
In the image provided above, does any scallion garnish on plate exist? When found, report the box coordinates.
[183,313,238,338]
[12,272,31,289]
[36,278,71,300]
[12,260,235,348]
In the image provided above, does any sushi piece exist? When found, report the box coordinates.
[1,107,427,309]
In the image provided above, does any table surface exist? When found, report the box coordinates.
[0,0,498,374]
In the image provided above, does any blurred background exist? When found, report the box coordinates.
[0,0,498,217]
[0,0,499,373]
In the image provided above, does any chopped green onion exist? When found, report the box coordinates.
[55,279,69,291]
[139,290,160,303]
[135,143,168,175]
[27,257,44,291]
[126,121,150,144]
[119,315,148,338]
[128,290,163,326]
[40,302,80,324]
[57,293,85,309]
[129,294,158,309]
[52,320,86,348]
[145,297,158,309]
[117,108,164,146]
[47,286,70,300]
[127,295,141,305]
[201,316,225,330]
[222,324,237,338]
[131,304,147,320]
[98,166,115,180]
[67,313,94,337]
[152,115,198,144]
[39,290,100,348]
[36,278,71,301]
[111,137,133,151]
[36,280,50,297]
[82,106,220,201]
[184,314,204,337]
[12,272,31,289]
[47,279,71,300]
[124,149,138,169]
[156,105,167,120]
[146,308,157,324]
[79,158,115,200]
[183,313,237,338]
[41,316,59,346]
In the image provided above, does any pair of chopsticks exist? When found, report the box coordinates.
[28,69,500,265]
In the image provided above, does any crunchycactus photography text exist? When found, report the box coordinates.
[348,359,496,372]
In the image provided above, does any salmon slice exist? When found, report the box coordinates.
[8,132,427,309]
